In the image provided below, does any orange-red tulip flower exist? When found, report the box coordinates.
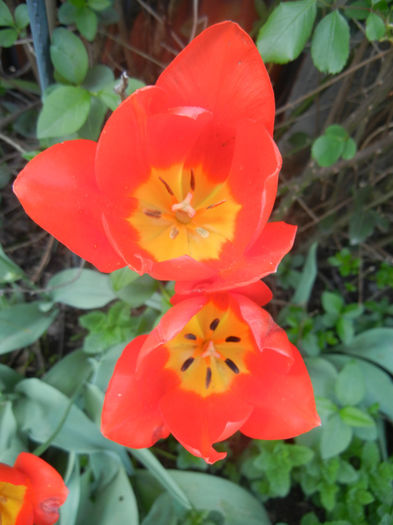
[0,452,68,525]
[13,21,295,290]
[101,293,320,464]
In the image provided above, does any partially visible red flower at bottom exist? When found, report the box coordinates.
[0,452,68,525]
[101,293,320,464]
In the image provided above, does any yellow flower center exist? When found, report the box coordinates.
[128,165,241,262]
[0,481,27,525]
[165,301,255,397]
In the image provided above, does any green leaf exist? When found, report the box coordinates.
[115,274,156,307]
[306,357,338,398]
[169,470,271,525]
[87,0,111,11]
[336,317,354,345]
[335,361,365,406]
[0,303,57,355]
[0,364,22,392]
[0,27,17,47]
[50,28,88,84]
[77,96,107,140]
[58,2,78,24]
[0,244,24,283]
[48,268,116,309]
[75,6,97,41]
[349,209,379,245]
[321,291,344,315]
[257,0,317,63]
[14,4,29,29]
[345,0,370,20]
[37,86,91,138]
[0,0,13,25]
[83,64,115,92]
[366,12,385,41]
[342,137,357,159]
[59,459,80,525]
[288,445,314,466]
[337,460,359,484]
[14,378,120,453]
[311,11,350,73]
[142,493,177,525]
[325,124,348,139]
[292,242,318,305]
[340,328,393,373]
[320,413,352,459]
[312,134,343,167]
[43,349,94,397]
[110,266,139,292]
[340,406,376,428]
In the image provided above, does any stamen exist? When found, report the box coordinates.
[184,333,197,340]
[172,192,196,218]
[206,200,226,210]
[205,367,212,388]
[225,358,240,374]
[181,357,194,372]
[143,209,162,218]
[196,227,209,238]
[159,176,174,196]
[170,226,179,239]
[225,336,241,342]
[210,318,219,331]
[190,169,195,191]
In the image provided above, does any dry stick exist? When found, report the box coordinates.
[0,133,26,155]
[115,0,135,75]
[135,0,185,50]
[189,0,199,42]
[275,48,392,116]
[100,30,166,68]
[31,236,55,283]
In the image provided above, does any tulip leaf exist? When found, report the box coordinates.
[0,364,22,392]
[59,459,80,525]
[311,11,350,73]
[43,349,95,397]
[339,328,393,373]
[335,360,365,406]
[257,0,317,63]
[320,413,352,459]
[50,27,89,84]
[0,302,58,354]
[48,268,116,309]
[0,244,24,283]
[37,86,91,138]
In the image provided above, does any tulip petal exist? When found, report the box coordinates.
[14,452,68,525]
[13,140,124,273]
[159,386,252,464]
[239,344,320,440]
[0,463,33,525]
[101,335,176,449]
[157,21,275,134]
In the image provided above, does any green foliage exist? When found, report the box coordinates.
[312,126,357,167]
[0,1,29,47]
[311,11,350,74]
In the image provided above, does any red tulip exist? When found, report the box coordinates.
[0,452,68,525]
[101,293,320,464]
[13,21,295,289]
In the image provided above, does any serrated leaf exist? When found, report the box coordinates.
[320,413,352,458]
[340,406,376,427]
[0,0,13,25]
[50,28,88,84]
[257,0,317,63]
[366,12,385,41]
[37,86,91,138]
[75,6,97,41]
[48,268,115,309]
[335,361,365,406]
[14,4,29,29]
[311,11,350,73]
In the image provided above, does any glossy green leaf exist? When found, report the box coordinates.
[257,0,317,63]
[48,268,116,309]
[37,86,91,138]
[311,11,350,73]
[0,0,13,25]
[366,12,385,41]
[50,28,88,84]
[75,6,97,41]
[14,4,29,29]
[312,134,343,167]
[335,361,365,406]
[320,413,352,459]
[342,137,357,159]
[0,303,57,354]
[340,406,376,427]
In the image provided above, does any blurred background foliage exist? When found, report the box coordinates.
[0,0,392,523]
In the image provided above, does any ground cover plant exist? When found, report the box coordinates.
[0,1,392,524]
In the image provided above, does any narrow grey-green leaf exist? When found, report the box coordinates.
[311,11,350,73]
[0,303,57,354]
[292,242,318,305]
[50,27,88,84]
[0,244,24,283]
[37,86,90,138]
[339,328,393,373]
[257,0,317,63]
